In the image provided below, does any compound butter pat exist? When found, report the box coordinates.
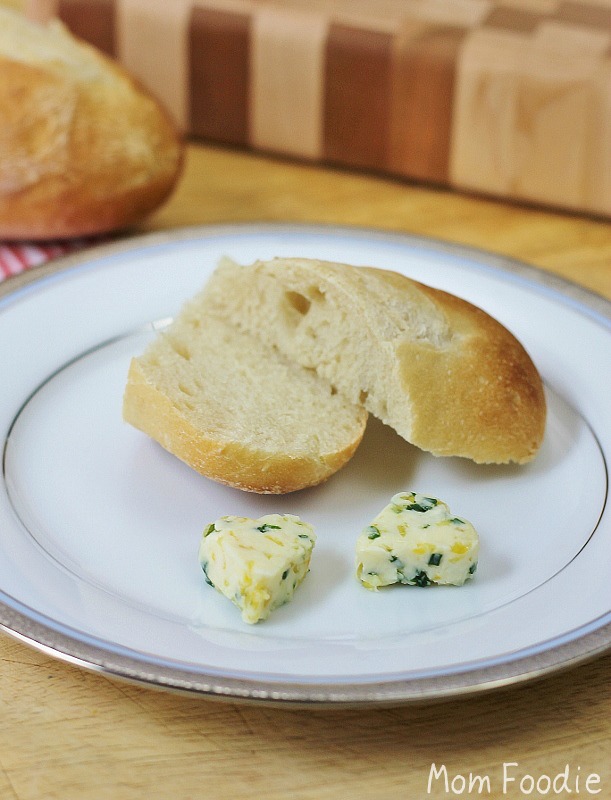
[199,514,315,623]
[356,492,478,590]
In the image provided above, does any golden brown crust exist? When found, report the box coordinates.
[122,360,365,494]
[382,273,546,463]
[0,17,183,239]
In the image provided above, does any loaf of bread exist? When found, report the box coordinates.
[203,257,546,464]
[0,7,183,239]
[122,304,367,494]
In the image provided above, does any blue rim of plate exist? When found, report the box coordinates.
[0,223,610,707]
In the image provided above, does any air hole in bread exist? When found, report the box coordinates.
[285,291,311,316]
[169,338,191,361]
[359,389,369,404]
[330,385,338,395]
[309,286,326,303]
[178,383,194,396]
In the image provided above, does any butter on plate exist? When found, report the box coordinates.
[356,492,479,590]
[198,514,316,623]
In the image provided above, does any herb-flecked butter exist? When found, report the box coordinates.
[198,514,316,623]
[356,492,479,590]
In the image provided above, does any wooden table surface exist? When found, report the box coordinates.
[1,141,610,800]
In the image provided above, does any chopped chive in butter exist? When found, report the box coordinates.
[410,570,433,587]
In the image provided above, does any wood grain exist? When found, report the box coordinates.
[1,633,610,799]
[450,20,611,216]
[0,140,610,799]
[148,142,611,298]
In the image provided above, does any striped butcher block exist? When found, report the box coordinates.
[26,0,611,217]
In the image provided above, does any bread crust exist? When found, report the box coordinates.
[392,277,546,463]
[123,359,366,494]
[0,13,183,239]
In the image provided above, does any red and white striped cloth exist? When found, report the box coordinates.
[0,240,91,283]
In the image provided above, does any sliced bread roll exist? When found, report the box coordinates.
[122,302,367,494]
[0,8,183,239]
[203,257,546,464]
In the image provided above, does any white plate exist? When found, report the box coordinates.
[1,224,609,705]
